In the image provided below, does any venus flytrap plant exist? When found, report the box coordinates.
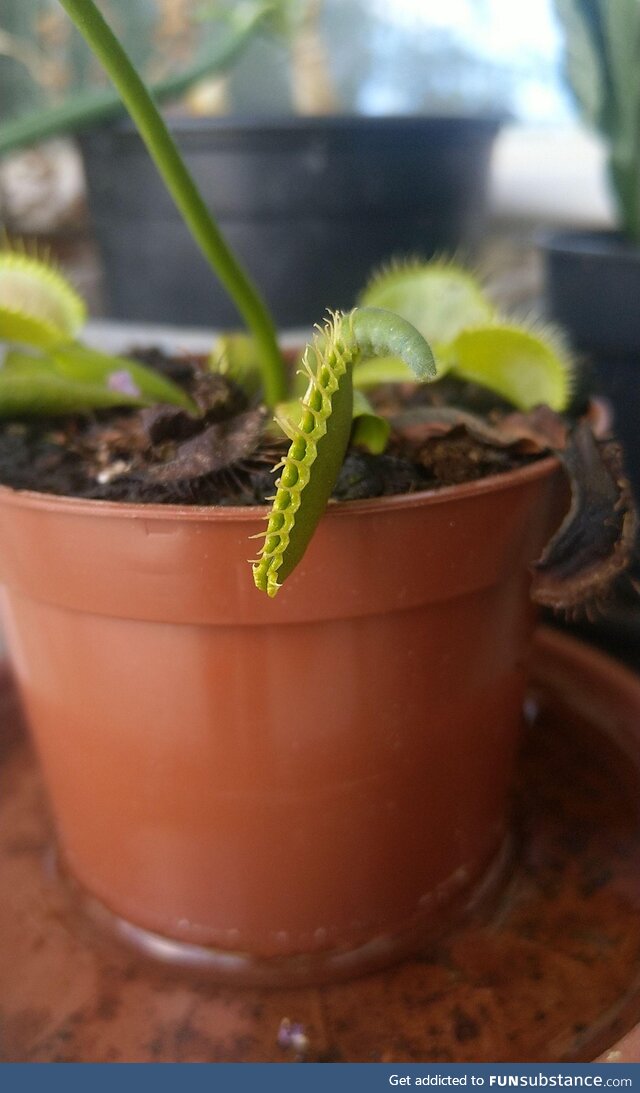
[350,390,391,454]
[0,248,86,348]
[0,246,196,414]
[56,0,287,409]
[356,260,576,414]
[0,0,634,610]
[250,263,576,595]
[0,4,637,1000]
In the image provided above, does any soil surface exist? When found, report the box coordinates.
[0,349,544,506]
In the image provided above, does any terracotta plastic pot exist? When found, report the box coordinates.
[0,459,562,985]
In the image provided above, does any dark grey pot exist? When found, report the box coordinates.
[79,115,500,329]
[542,232,640,656]
[542,229,640,504]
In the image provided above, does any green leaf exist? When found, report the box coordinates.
[355,259,492,386]
[351,390,390,455]
[50,343,197,412]
[0,351,147,416]
[447,325,575,412]
[0,343,197,417]
[209,332,263,399]
[348,308,437,381]
[272,390,391,456]
[356,263,576,412]
[601,0,640,238]
[0,249,196,413]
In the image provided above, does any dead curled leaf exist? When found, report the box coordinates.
[140,372,246,446]
[531,423,638,616]
[392,404,568,455]
[146,408,266,483]
[140,403,202,446]
[392,405,637,617]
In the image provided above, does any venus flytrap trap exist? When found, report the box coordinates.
[357,260,576,413]
[247,261,579,596]
[0,248,86,348]
[252,307,435,596]
[0,246,196,415]
[358,258,497,344]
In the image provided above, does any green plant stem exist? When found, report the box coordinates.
[57,0,287,407]
[0,19,263,157]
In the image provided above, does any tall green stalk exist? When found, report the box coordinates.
[57,0,287,406]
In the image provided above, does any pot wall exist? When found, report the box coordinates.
[79,115,500,328]
[0,461,561,983]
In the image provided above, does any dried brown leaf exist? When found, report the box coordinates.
[392,405,567,455]
[532,423,638,615]
[147,409,266,484]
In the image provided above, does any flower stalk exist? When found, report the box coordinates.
[57,0,287,407]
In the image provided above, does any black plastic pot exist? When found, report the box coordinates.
[542,230,640,503]
[79,115,500,329]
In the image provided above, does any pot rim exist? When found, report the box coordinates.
[95,114,505,138]
[0,454,558,524]
[538,227,640,260]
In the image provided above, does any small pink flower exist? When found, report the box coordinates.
[107,369,141,398]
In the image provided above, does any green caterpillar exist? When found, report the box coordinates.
[252,308,435,597]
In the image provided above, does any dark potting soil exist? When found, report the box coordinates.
[0,349,545,506]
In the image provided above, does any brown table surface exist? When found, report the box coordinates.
[3,637,640,1064]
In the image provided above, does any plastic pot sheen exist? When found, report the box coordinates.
[0,459,562,985]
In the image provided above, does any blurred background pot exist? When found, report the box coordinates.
[0,456,560,986]
[78,114,500,328]
[546,1,640,507]
[542,229,640,506]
